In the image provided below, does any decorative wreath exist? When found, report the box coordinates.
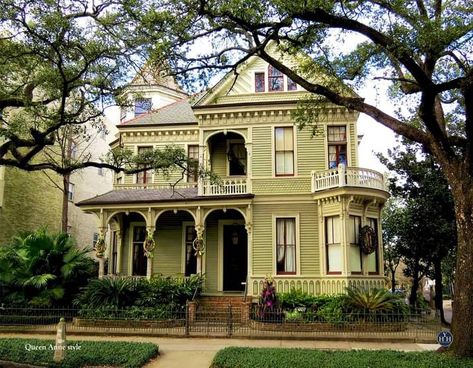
[193,237,205,256]
[143,236,156,258]
[359,225,377,254]
[95,237,106,258]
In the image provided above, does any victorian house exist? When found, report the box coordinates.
[77,50,389,299]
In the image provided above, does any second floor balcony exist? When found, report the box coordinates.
[311,165,387,193]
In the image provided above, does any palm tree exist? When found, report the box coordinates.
[0,228,96,306]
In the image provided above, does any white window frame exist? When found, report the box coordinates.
[272,125,298,177]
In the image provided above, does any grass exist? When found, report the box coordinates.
[0,338,159,367]
[211,347,473,368]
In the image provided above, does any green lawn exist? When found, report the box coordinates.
[211,347,473,368]
[0,338,159,368]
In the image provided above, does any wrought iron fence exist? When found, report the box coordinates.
[0,304,441,342]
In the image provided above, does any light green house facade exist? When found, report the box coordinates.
[78,53,389,298]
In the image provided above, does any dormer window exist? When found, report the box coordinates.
[134,98,152,116]
[268,66,284,92]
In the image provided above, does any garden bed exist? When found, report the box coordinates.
[249,319,407,332]
[73,317,184,329]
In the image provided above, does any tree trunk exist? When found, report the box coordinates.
[409,257,420,306]
[61,174,70,233]
[449,180,473,357]
[391,267,396,292]
[433,258,447,325]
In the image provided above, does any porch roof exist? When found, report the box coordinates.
[76,187,254,206]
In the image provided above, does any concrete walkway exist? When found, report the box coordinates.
[0,333,440,368]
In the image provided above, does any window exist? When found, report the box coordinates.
[111,231,118,274]
[255,72,265,92]
[325,216,342,273]
[67,183,75,201]
[327,126,347,169]
[116,175,123,185]
[268,65,284,91]
[136,146,153,184]
[184,226,197,276]
[348,215,362,273]
[187,145,199,183]
[132,226,147,276]
[134,98,152,116]
[275,127,294,176]
[98,167,104,176]
[228,141,247,176]
[287,78,297,91]
[367,218,379,274]
[276,218,296,274]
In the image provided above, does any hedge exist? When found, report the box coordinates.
[211,347,473,368]
[0,338,158,368]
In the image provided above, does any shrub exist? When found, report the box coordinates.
[345,287,404,312]
[78,305,177,320]
[0,228,96,307]
[0,338,158,368]
[75,274,204,310]
[315,295,348,323]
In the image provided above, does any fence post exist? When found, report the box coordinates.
[53,318,66,363]
[185,302,190,337]
[227,304,233,337]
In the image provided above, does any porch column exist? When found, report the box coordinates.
[198,139,206,195]
[96,226,108,279]
[245,142,252,193]
[116,230,122,274]
[144,226,156,280]
[194,224,205,274]
[245,222,252,297]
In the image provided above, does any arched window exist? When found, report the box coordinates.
[268,65,283,91]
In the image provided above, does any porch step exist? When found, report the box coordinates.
[195,296,246,321]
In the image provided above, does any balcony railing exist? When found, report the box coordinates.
[114,183,197,190]
[311,165,386,192]
[201,177,248,196]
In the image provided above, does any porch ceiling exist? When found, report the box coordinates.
[76,187,254,207]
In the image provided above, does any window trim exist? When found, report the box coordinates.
[135,145,154,184]
[325,215,342,275]
[186,144,199,183]
[272,214,300,276]
[274,126,295,177]
[128,222,147,276]
[181,221,197,275]
[348,215,363,275]
[134,97,152,116]
[67,182,75,202]
[226,138,247,177]
[367,217,380,275]
[326,125,349,169]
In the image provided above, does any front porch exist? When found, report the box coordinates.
[77,192,254,296]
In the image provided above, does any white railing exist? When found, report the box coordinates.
[114,183,197,190]
[311,165,386,192]
[202,177,248,196]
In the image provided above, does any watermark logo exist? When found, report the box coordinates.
[437,331,453,347]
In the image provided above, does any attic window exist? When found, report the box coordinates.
[135,98,152,116]
[268,66,283,92]
[255,72,265,93]
[287,78,297,91]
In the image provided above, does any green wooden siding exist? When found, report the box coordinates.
[252,177,311,194]
[349,123,357,166]
[210,140,227,176]
[251,126,272,176]
[297,128,325,174]
[252,202,320,276]
[204,216,218,293]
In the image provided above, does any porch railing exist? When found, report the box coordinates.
[311,165,386,192]
[201,177,248,196]
[114,183,197,190]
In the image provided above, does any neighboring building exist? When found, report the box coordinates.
[77,50,389,297]
[0,123,115,247]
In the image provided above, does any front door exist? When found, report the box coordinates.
[132,226,147,276]
[223,225,248,291]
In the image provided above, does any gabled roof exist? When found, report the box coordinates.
[121,98,197,126]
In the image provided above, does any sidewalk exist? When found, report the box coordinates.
[0,332,439,368]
